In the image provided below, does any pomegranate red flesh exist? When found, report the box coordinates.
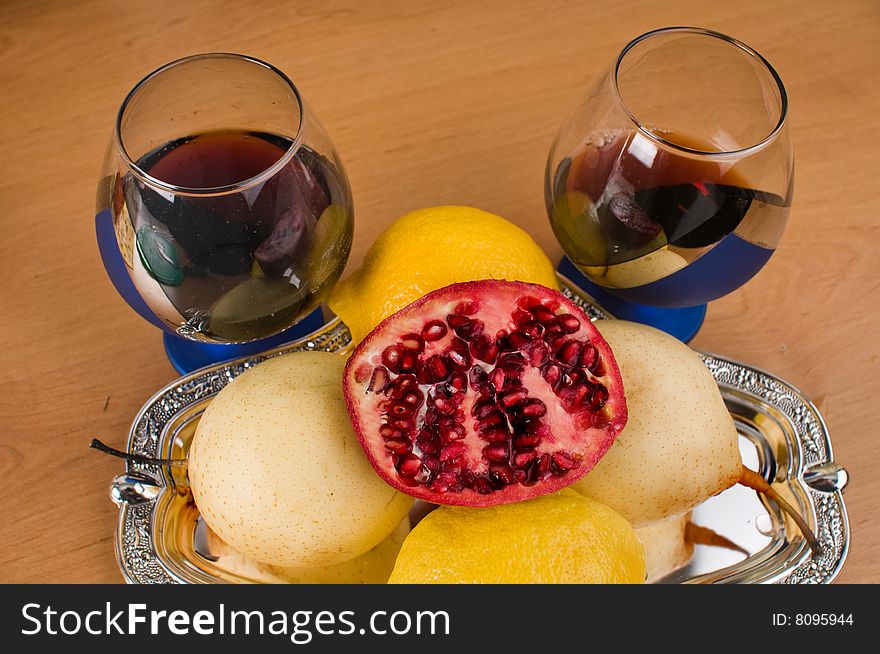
[343,280,627,506]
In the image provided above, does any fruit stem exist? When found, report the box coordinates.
[738,465,819,554]
[90,438,188,467]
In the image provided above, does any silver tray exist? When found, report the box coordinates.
[108,279,850,584]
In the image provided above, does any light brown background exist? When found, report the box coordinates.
[1,0,877,583]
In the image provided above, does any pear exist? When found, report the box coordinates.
[634,515,693,583]
[187,352,413,567]
[204,518,411,584]
[574,320,816,551]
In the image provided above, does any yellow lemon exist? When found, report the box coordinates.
[387,491,645,584]
[328,206,559,343]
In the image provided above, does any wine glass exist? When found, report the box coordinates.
[545,27,792,341]
[96,53,353,372]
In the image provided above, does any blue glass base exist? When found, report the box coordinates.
[557,257,706,343]
[163,307,327,374]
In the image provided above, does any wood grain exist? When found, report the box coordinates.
[0,0,877,583]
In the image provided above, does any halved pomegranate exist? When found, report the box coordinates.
[343,280,627,506]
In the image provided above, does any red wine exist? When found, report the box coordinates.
[549,131,788,268]
[119,130,352,341]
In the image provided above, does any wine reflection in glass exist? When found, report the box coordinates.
[546,27,793,341]
[96,54,353,372]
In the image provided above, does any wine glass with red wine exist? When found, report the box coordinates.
[546,27,792,341]
[96,54,353,372]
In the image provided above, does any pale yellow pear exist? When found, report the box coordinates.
[573,320,742,524]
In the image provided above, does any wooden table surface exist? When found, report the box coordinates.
[1,0,877,584]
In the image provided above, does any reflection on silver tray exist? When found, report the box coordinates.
[109,278,849,584]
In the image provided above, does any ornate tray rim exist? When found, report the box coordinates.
[110,287,850,585]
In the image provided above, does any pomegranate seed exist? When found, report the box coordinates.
[560,386,589,412]
[399,350,418,373]
[403,389,424,406]
[590,384,609,410]
[489,462,516,485]
[480,428,510,443]
[454,318,485,341]
[473,477,493,494]
[552,453,579,471]
[379,425,403,439]
[396,454,423,478]
[531,306,557,324]
[483,443,509,463]
[477,410,505,430]
[490,368,506,391]
[508,331,532,349]
[385,400,410,416]
[501,376,522,394]
[416,436,439,455]
[520,322,543,339]
[556,340,583,366]
[366,366,390,394]
[446,338,472,369]
[381,345,403,372]
[446,479,465,493]
[524,342,548,368]
[500,389,528,408]
[470,334,499,364]
[433,397,457,415]
[440,425,466,442]
[421,320,448,341]
[497,352,526,371]
[520,398,547,417]
[578,343,598,369]
[400,333,426,352]
[449,371,468,391]
[423,456,441,473]
[512,307,532,325]
[472,399,497,419]
[446,314,468,328]
[433,414,453,428]
[541,298,561,311]
[353,363,372,384]
[513,450,537,469]
[384,439,412,454]
[567,368,586,384]
[556,314,581,334]
[537,454,553,476]
[518,418,542,434]
[476,386,495,403]
[455,300,479,315]
[440,442,465,462]
[390,416,414,430]
[431,470,460,492]
[421,355,450,383]
[522,463,540,485]
[513,433,540,449]
[558,372,575,390]
[544,328,566,348]
[542,363,561,386]
[516,296,542,310]
[389,374,418,398]
[469,365,489,385]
